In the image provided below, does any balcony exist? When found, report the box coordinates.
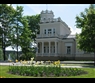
[36,33,59,38]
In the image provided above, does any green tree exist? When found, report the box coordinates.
[75,4,95,65]
[25,14,40,42]
[0,4,39,61]
[19,16,33,60]
[9,5,24,60]
[9,6,34,60]
[0,4,15,60]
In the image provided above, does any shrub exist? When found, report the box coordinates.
[8,65,87,77]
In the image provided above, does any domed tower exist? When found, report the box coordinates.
[40,10,55,23]
[35,10,72,61]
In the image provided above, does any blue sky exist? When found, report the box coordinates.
[6,4,90,50]
[11,4,90,34]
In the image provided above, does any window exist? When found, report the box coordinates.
[47,47,49,53]
[54,46,55,53]
[44,29,46,34]
[48,29,52,34]
[44,18,46,20]
[48,29,51,31]
[67,46,71,54]
[44,47,46,53]
[50,46,52,53]
[44,28,55,35]
[53,28,55,34]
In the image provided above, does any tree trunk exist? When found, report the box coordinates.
[3,47,6,61]
[16,18,18,60]
[17,44,18,60]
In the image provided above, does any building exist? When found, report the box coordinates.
[35,10,94,61]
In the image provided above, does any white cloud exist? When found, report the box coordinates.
[69,26,81,35]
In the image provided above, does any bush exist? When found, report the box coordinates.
[8,65,87,77]
[19,53,35,61]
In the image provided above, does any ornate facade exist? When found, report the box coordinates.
[35,10,94,61]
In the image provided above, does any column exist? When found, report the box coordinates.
[57,42,58,54]
[49,41,51,56]
[36,42,38,54]
[55,41,57,55]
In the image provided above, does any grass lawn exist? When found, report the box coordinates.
[0,65,95,78]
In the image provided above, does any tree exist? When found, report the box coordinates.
[0,4,15,60]
[9,5,26,60]
[21,14,40,57]
[24,14,40,42]
[0,4,40,61]
[75,4,95,66]
[9,6,34,60]
[19,16,33,60]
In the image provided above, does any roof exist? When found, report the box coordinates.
[66,35,76,39]
[62,35,76,39]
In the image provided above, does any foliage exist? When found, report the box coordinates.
[0,4,40,61]
[1,65,95,78]
[19,18,33,60]
[0,48,3,60]
[75,4,95,52]
[9,5,25,60]
[19,53,35,61]
[24,14,40,42]
[8,65,87,77]
[0,4,16,60]
[17,14,40,59]
[7,5,34,60]
[0,4,15,46]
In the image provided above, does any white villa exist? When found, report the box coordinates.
[35,10,94,61]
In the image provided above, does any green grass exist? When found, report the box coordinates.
[0,65,95,78]
[67,68,95,78]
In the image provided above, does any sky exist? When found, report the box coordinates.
[6,4,90,50]
[11,4,90,34]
